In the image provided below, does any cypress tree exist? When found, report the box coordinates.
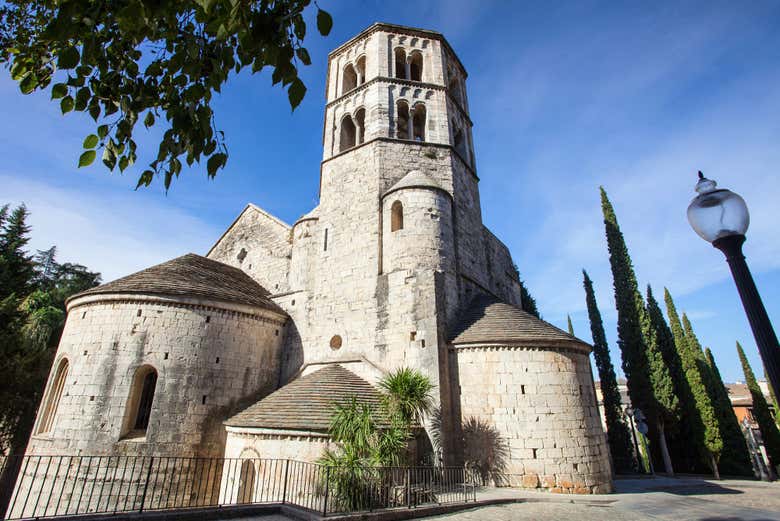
[601,188,673,473]
[643,286,681,475]
[664,289,722,476]
[736,342,780,470]
[519,278,540,318]
[583,270,635,472]
[0,204,34,300]
[704,347,753,476]
[768,378,780,430]
[567,314,574,335]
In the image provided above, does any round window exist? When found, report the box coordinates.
[330,335,343,350]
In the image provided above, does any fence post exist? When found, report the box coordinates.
[281,459,290,505]
[139,457,155,513]
[405,468,411,508]
[322,467,330,516]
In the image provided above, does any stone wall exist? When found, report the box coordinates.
[453,345,613,494]
[26,294,286,458]
[208,205,292,295]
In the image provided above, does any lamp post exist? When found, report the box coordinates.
[687,171,780,395]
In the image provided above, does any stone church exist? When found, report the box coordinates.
[24,23,612,494]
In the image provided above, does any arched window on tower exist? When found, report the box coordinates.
[356,55,366,85]
[453,120,468,159]
[123,365,158,438]
[342,64,357,94]
[396,101,410,140]
[409,52,423,82]
[340,115,356,152]
[391,200,404,232]
[354,108,366,145]
[448,76,463,106]
[394,48,407,80]
[36,358,69,434]
[412,104,426,141]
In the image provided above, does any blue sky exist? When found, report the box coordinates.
[1,1,779,383]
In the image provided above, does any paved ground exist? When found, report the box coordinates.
[430,476,780,521]
[232,475,780,521]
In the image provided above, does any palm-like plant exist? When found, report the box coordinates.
[318,368,434,511]
[378,367,434,427]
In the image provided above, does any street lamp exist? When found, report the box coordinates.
[687,171,780,395]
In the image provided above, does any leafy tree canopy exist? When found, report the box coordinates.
[0,0,333,190]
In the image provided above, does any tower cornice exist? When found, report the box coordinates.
[328,22,468,78]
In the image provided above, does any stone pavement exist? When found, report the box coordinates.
[424,476,780,521]
[232,475,780,521]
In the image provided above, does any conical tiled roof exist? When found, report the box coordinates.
[383,170,446,198]
[70,253,284,314]
[449,295,590,351]
[225,364,387,431]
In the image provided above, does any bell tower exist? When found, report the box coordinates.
[322,23,476,170]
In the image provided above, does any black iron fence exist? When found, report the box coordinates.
[0,455,476,519]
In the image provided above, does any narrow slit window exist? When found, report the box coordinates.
[391,200,404,232]
[36,358,69,434]
[123,366,158,438]
[324,228,328,251]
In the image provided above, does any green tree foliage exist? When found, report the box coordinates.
[600,188,676,472]
[0,206,101,455]
[582,270,634,472]
[736,342,780,470]
[704,347,753,476]
[320,368,434,510]
[663,289,722,476]
[518,277,540,318]
[0,0,333,190]
[768,377,780,430]
[566,314,574,335]
[642,286,681,474]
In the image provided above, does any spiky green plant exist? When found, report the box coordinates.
[319,368,434,510]
[378,367,435,427]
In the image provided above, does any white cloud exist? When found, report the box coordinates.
[1,174,220,282]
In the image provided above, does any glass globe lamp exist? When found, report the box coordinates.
[687,171,749,243]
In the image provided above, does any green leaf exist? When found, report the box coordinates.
[97,125,109,138]
[206,152,226,177]
[102,147,116,170]
[144,111,155,128]
[135,170,154,190]
[288,78,306,110]
[316,9,333,36]
[296,48,311,66]
[118,155,130,172]
[83,134,99,149]
[78,150,96,167]
[19,73,38,94]
[58,47,80,69]
[60,96,74,114]
[51,83,68,99]
[75,87,90,111]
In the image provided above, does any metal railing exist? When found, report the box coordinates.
[0,455,477,519]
